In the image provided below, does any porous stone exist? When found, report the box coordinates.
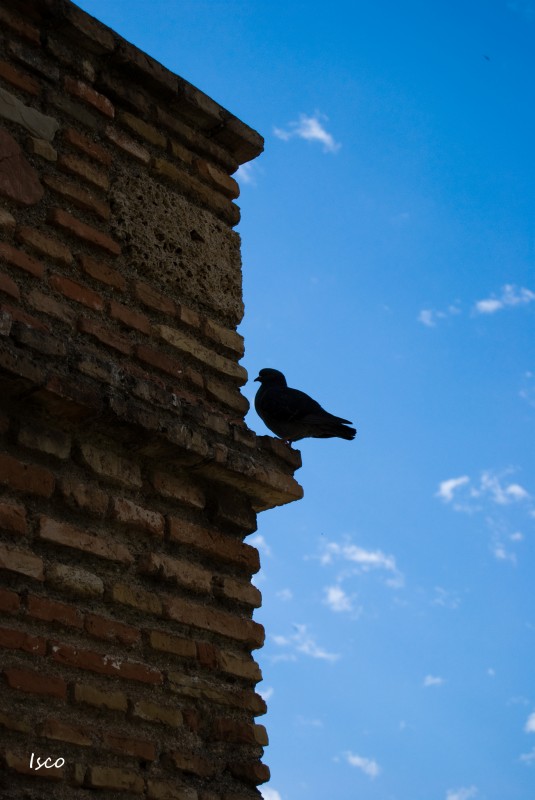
[0,128,44,205]
[0,87,59,140]
[110,166,244,325]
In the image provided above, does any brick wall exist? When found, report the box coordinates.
[0,1,303,797]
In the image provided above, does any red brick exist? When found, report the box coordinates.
[64,77,114,118]
[0,500,27,535]
[0,588,20,614]
[88,766,144,793]
[164,595,264,648]
[139,552,211,594]
[57,152,109,190]
[132,700,183,728]
[18,422,71,458]
[0,543,44,581]
[168,750,215,778]
[12,323,67,357]
[104,733,156,761]
[168,517,260,574]
[84,613,140,646]
[218,649,262,683]
[63,127,112,165]
[112,583,162,616]
[28,288,77,327]
[136,344,184,379]
[43,174,110,220]
[148,630,196,659]
[134,281,177,315]
[16,226,73,266]
[74,682,128,711]
[152,472,205,509]
[27,595,83,629]
[40,717,92,746]
[0,625,46,655]
[0,59,39,95]
[48,208,121,256]
[110,299,150,334]
[38,516,134,564]
[78,316,132,354]
[105,125,150,163]
[0,453,55,497]
[51,642,163,684]
[119,111,166,148]
[211,717,259,744]
[38,374,103,418]
[112,497,164,537]
[0,7,40,43]
[0,302,49,332]
[196,158,240,199]
[79,254,126,291]
[0,241,45,277]
[0,272,20,301]
[4,666,67,698]
[229,761,270,785]
[49,273,104,310]
[60,476,109,515]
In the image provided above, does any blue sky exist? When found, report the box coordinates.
[78,2,535,798]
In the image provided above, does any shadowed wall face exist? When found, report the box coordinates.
[0,1,303,797]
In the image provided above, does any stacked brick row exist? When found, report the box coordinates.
[0,1,303,798]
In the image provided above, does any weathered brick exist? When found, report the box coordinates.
[52,642,163,684]
[132,700,183,728]
[0,6,40,43]
[60,476,109,515]
[4,666,67,698]
[27,137,57,161]
[79,253,126,291]
[203,317,244,355]
[28,287,77,327]
[12,322,67,356]
[57,152,109,190]
[48,208,121,256]
[0,709,31,732]
[228,761,270,785]
[147,780,198,800]
[0,453,55,497]
[61,3,116,52]
[0,625,46,655]
[0,302,48,332]
[85,613,140,646]
[134,281,176,315]
[105,124,150,163]
[0,587,21,614]
[0,241,45,278]
[152,472,205,509]
[211,717,259,744]
[78,316,132,354]
[112,497,164,537]
[27,595,83,629]
[46,563,104,598]
[0,308,12,336]
[104,733,156,761]
[214,575,262,608]
[148,630,196,659]
[18,422,71,459]
[38,516,134,564]
[74,682,128,711]
[0,59,39,95]
[88,766,144,793]
[0,208,16,229]
[112,583,162,616]
[136,344,185,379]
[139,552,211,594]
[157,324,247,383]
[168,750,215,779]
[63,127,112,165]
[39,374,103,417]
[119,111,166,148]
[43,174,110,220]
[168,517,260,574]
[40,717,93,746]
[109,299,150,334]
[0,500,27,535]
[218,650,262,683]
[5,749,64,780]
[50,273,105,310]
[164,596,264,648]
[205,377,249,415]
[64,77,114,118]
[8,40,60,82]
[195,159,239,199]
[16,225,73,266]
[79,441,142,488]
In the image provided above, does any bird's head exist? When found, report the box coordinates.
[254,368,287,387]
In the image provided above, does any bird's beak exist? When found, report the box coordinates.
[254,376,260,382]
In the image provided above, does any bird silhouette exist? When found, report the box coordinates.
[254,368,356,445]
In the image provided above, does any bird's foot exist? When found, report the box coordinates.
[281,438,294,448]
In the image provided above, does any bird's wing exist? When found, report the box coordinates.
[261,387,350,424]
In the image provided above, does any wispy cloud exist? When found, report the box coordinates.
[249,533,272,557]
[235,162,256,186]
[435,470,530,509]
[446,787,478,800]
[433,586,461,610]
[261,788,283,800]
[274,112,341,153]
[423,674,445,687]
[520,746,535,765]
[435,476,470,503]
[473,284,535,315]
[324,584,357,613]
[276,588,293,602]
[344,751,381,779]
[272,623,340,663]
[524,710,535,733]
[417,304,461,327]
[320,540,403,587]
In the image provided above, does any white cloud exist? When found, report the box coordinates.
[423,674,445,687]
[249,534,272,557]
[418,304,461,327]
[480,471,530,505]
[344,751,381,778]
[258,686,274,702]
[474,284,535,315]
[446,787,478,800]
[435,476,470,503]
[324,584,354,613]
[272,623,340,662]
[524,711,535,733]
[276,588,293,602]
[235,162,256,185]
[418,309,436,327]
[273,112,340,153]
[520,746,535,765]
[261,789,283,800]
[433,586,461,610]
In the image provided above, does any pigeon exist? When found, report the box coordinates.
[254,368,356,445]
